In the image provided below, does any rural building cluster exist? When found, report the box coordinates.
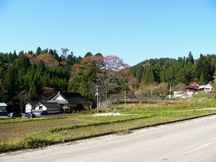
[172,82,213,98]
[0,92,91,117]
[0,82,214,117]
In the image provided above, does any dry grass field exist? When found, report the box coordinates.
[0,116,93,142]
[1,99,216,152]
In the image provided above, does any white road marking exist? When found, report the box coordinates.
[185,143,212,155]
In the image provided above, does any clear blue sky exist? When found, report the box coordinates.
[0,0,216,66]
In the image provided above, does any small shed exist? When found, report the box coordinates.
[204,84,213,92]
[0,103,7,116]
[173,90,184,98]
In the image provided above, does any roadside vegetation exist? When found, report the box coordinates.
[1,96,216,153]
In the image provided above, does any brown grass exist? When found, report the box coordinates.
[0,116,93,142]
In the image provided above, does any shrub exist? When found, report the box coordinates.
[22,136,50,149]
[0,143,10,152]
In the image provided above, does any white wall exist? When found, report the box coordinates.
[34,104,47,111]
[25,103,32,113]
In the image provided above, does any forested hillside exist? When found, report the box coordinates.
[130,52,216,98]
[0,48,216,111]
[0,47,130,111]
[132,52,216,84]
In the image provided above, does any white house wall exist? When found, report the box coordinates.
[55,95,66,101]
[0,103,7,112]
[25,103,32,113]
[204,84,212,92]
[34,104,47,111]
[51,94,68,104]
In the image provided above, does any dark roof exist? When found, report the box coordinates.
[67,97,92,104]
[185,86,198,89]
[27,101,40,106]
[60,92,82,100]
[41,102,61,108]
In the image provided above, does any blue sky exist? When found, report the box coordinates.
[0,0,216,66]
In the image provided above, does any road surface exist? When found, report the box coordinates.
[1,115,216,162]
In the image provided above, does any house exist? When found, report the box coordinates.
[186,82,213,92]
[173,90,186,98]
[185,82,200,92]
[49,92,91,112]
[0,102,7,116]
[204,83,213,92]
[185,82,200,97]
[185,82,213,97]
[25,92,92,114]
[197,84,213,92]
[32,102,62,116]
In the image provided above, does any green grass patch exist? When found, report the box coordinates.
[50,114,154,133]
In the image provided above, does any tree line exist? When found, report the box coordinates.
[0,47,129,111]
[0,48,215,111]
[131,52,215,85]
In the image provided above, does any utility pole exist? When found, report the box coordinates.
[95,85,99,113]
[124,90,127,104]
[151,89,153,98]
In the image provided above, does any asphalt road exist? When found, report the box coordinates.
[1,115,216,162]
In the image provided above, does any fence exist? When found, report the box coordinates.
[110,97,168,104]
